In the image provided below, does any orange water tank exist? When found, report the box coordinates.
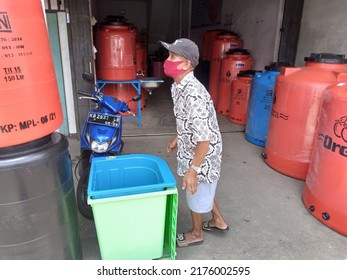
[208,31,243,107]
[135,43,148,108]
[263,53,347,180]
[201,29,222,62]
[131,23,147,78]
[302,82,347,236]
[217,49,253,115]
[137,43,148,106]
[229,70,258,124]
[0,0,63,148]
[136,42,147,76]
[95,22,136,81]
[152,60,166,79]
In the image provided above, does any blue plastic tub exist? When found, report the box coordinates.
[87,154,176,199]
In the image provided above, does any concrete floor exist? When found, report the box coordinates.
[70,77,347,260]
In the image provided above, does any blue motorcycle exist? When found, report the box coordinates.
[76,72,141,220]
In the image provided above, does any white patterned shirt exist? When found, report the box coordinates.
[171,71,222,183]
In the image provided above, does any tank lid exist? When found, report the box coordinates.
[237,70,261,77]
[226,48,250,55]
[103,21,130,26]
[217,30,238,37]
[206,29,223,33]
[304,53,347,64]
[102,15,130,26]
[265,61,292,71]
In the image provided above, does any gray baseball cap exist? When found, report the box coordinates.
[159,38,199,68]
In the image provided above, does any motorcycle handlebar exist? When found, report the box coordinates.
[127,110,135,116]
[79,96,98,102]
[78,90,92,97]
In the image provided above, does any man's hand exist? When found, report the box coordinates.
[167,136,178,153]
[182,168,198,195]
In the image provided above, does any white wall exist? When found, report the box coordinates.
[295,0,347,65]
[218,0,347,68]
[219,0,283,70]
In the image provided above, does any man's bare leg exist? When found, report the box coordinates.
[207,199,228,230]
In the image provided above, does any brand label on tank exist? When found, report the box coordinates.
[234,89,245,102]
[271,109,289,120]
[0,12,11,33]
[271,91,289,118]
[220,70,237,84]
[318,116,347,158]
[235,62,245,68]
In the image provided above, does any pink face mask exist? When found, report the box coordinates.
[163,60,186,78]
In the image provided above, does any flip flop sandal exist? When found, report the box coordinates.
[202,221,230,233]
[176,233,204,248]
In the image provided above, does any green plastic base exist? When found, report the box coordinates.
[89,188,177,260]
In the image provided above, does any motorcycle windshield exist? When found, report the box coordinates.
[101,95,129,113]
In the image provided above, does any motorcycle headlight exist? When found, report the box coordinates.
[90,139,111,153]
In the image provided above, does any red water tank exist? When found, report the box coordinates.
[229,70,258,124]
[0,0,63,148]
[208,31,243,107]
[302,82,347,236]
[217,49,253,115]
[263,53,347,180]
[95,22,136,81]
[201,29,222,62]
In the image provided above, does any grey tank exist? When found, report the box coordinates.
[0,133,82,259]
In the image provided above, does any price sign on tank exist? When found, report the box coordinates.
[0,14,32,85]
